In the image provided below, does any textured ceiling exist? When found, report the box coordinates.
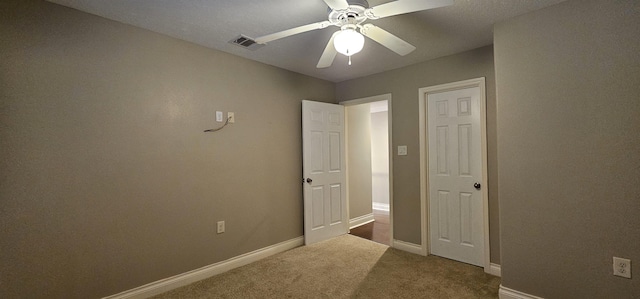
[47,0,567,82]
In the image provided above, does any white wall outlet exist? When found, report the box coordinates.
[613,257,631,278]
[216,111,223,122]
[398,145,408,156]
[227,112,235,123]
[217,220,225,234]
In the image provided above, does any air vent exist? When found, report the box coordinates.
[229,35,264,51]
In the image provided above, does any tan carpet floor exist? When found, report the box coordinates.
[152,234,500,298]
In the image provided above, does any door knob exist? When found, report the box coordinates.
[474,182,481,190]
[306,178,313,184]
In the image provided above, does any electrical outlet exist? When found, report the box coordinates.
[217,221,225,234]
[613,257,631,278]
[216,111,223,122]
[227,112,235,123]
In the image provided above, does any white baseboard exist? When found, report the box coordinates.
[349,213,374,229]
[392,239,425,256]
[102,236,304,299]
[499,285,544,299]
[372,203,389,213]
[485,262,501,277]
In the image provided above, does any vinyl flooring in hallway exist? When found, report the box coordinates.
[349,210,390,246]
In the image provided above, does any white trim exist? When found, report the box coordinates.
[340,94,391,106]
[349,213,375,229]
[388,97,394,246]
[418,77,492,272]
[340,94,394,247]
[102,237,304,299]
[499,285,544,299]
[487,263,501,277]
[392,239,425,255]
[343,102,351,240]
[372,202,390,213]
[418,93,429,256]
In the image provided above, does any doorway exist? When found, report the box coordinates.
[419,78,493,274]
[341,94,392,246]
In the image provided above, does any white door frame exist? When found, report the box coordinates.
[340,94,393,246]
[418,78,494,275]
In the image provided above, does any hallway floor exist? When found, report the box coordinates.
[349,210,390,246]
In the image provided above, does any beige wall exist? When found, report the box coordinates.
[336,45,500,263]
[494,0,639,297]
[0,1,334,298]
[346,104,373,219]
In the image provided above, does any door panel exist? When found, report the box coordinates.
[302,100,347,245]
[428,87,484,266]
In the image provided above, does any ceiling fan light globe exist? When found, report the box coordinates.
[333,29,364,56]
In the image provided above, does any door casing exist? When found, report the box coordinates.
[418,78,497,276]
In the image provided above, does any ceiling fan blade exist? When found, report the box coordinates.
[366,0,453,19]
[360,24,416,56]
[322,0,349,10]
[255,21,331,44]
[317,31,340,68]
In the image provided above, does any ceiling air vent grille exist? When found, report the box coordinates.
[229,35,264,51]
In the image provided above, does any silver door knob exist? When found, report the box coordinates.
[306,178,313,184]
[474,182,481,190]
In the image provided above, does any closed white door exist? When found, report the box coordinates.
[302,100,347,245]
[428,87,484,266]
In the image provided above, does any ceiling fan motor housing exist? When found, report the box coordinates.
[328,0,370,27]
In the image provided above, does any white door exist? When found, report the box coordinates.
[428,87,484,266]
[302,100,347,245]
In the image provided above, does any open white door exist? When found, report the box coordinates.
[302,100,348,245]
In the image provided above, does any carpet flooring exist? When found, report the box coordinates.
[152,234,500,298]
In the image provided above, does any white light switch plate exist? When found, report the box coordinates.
[217,221,225,234]
[398,145,407,156]
[216,111,223,122]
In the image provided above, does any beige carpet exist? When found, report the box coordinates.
[152,234,500,298]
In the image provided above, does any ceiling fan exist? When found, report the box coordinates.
[253,0,454,68]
